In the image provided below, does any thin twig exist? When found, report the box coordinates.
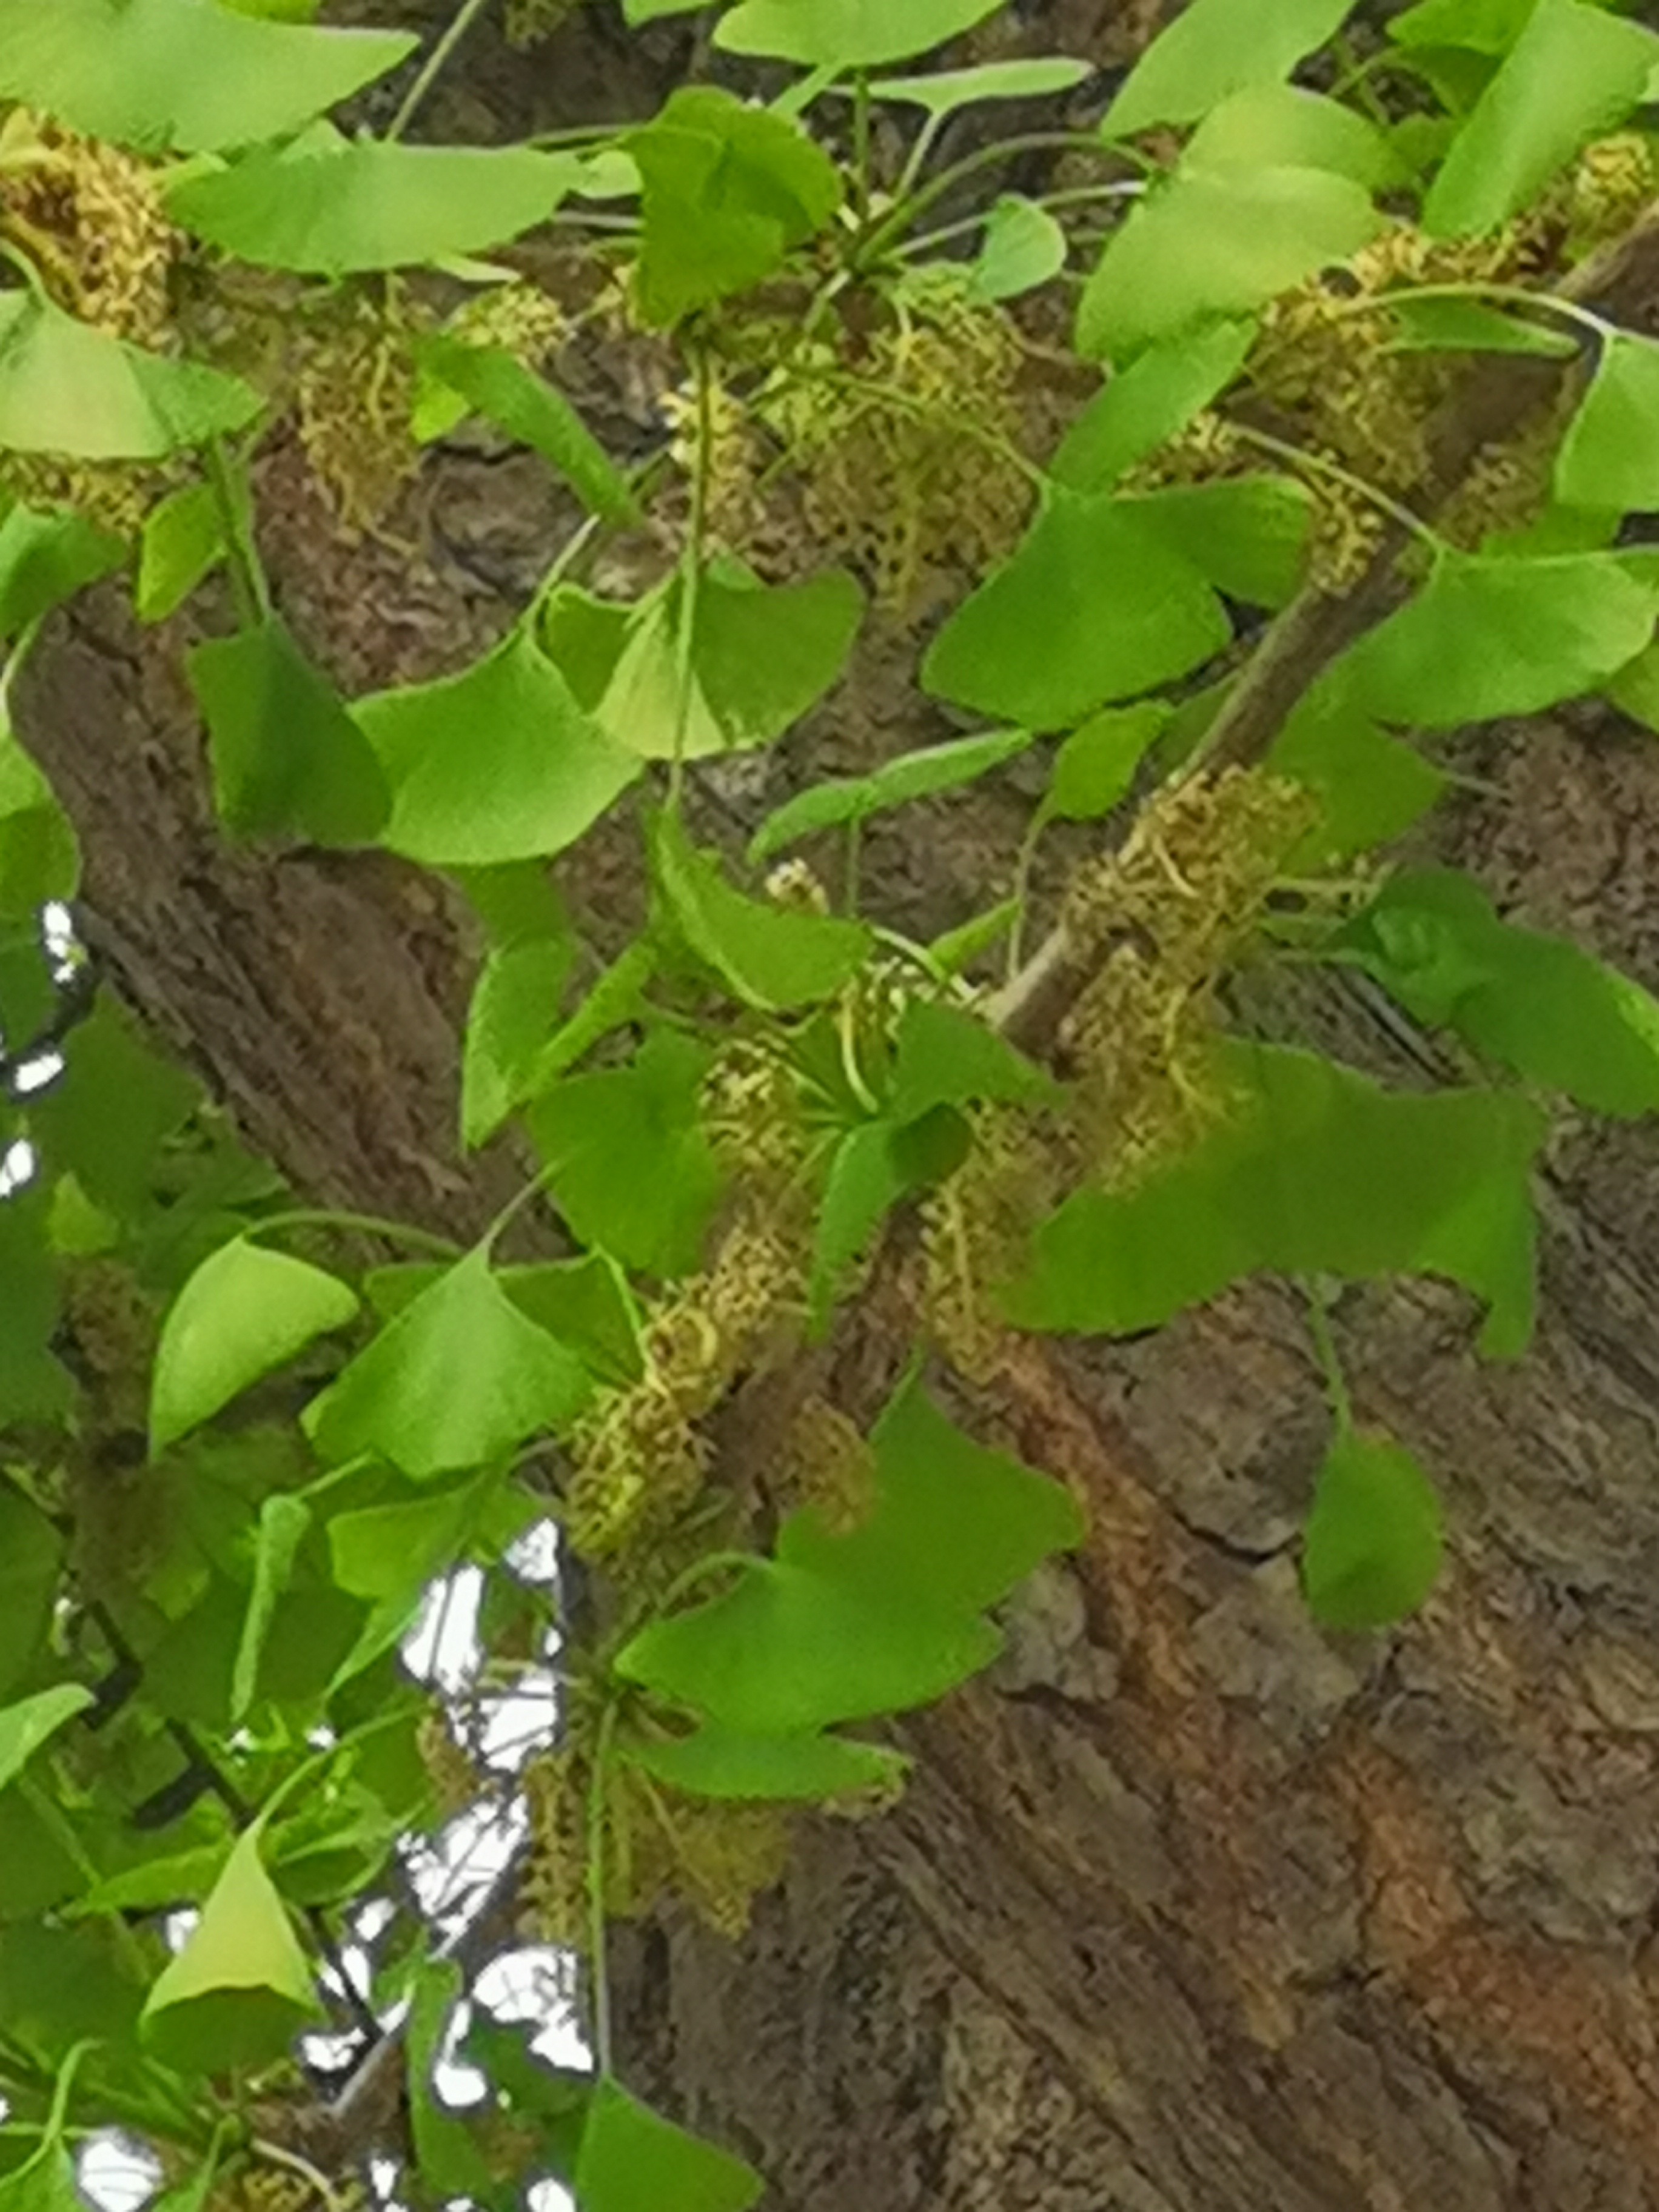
[386,0,497,142]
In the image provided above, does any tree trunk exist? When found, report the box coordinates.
[19,8,1659,2208]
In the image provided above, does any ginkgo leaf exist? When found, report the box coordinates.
[1185,84,1402,187]
[1302,1430,1444,1629]
[354,631,640,868]
[0,1685,93,1795]
[0,504,125,638]
[415,338,638,523]
[150,1236,360,1452]
[747,729,1030,863]
[1077,164,1380,363]
[141,1824,320,2073]
[575,2079,762,2212]
[653,810,871,1011]
[864,59,1094,116]
[169,142,584,276]
[231,1495,312,1724]
[302,1247,592,1478]
[1423,0,1657,237]
[621,1728,908,1802]
[1104,0,1357,135]
[0,292,260,460]
[1555,329,1659,512]
[1051,320,1256,494]
[714,0,1003,66]
[0,726,79,923]
[0,0,414,153]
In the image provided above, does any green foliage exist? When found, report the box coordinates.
[0,0,414,152]
[8,4,1659,2205]
[1302,1429,1444,1629]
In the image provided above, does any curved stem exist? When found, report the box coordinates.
[856,132,1139,268]
[1303,1279,1354,1435]
[385,0,497,142]
[585,1700,620,2077]
[250,1208,464,1261]
[670,346,714,803]
[1227,421,1447,554]
[205,439,270,628]
[250,2140,347,2212]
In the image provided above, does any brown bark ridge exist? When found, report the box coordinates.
[17,7,1659,2207]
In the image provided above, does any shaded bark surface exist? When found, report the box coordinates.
[19,5,1659,2207]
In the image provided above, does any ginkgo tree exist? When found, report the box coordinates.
[2,0,1659,2205]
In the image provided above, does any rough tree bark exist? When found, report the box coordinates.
[19,5,1659,2207]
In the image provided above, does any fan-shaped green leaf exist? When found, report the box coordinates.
[715,0,1004,66]
[0,0,414,153]
[1105,0,1360,136]
[1555,329,1659,512]
[1338,865,1659,1114]
[972,195,1068,301]
[1186,85,1403,187]
[303,1247,592,1479]
[0,727,78,922]
[1267,683,1447,860]
[1118,475,1313,606]
[866,58,1093,115]
[653,810,871,1010]
[187,618,392,848]
[169,142,583,276]
[923,489,1230,727]
[1051,320,1256,494]
[0,1485,64,1702]
[1078,163,1380,363]
[151,1237,360,1452]
[747,729,1031,862]
[0,293,260,460]
[1423,0,1656,236]
[416,338,637,523]
[0,1686,93,1795]
[232,1493,312,1723]
[354,631,640,868]
[1303,1430,1444,1630]
[462,932,575,1150]
[622,1728,908,1801]
[575,2080,762,2212]
[1041,703,1170,825]
[1004,1042,1545,1358]
[0,505,125,637]
[1338,551,1659,723]
[140,1824,320,2073]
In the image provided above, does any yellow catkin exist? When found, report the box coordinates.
[521,1745,592,1948]
[1570,134,1657,249]
[0,113,177,344]
[418,1711,482,1819]
[775,1393,877,1533]
[443,280,570,365]
[293,293,426,538]
[564,1215,806,1567]
[755,280,1035,617]
[919,1104,1066,1386]
[1060,769,1320,1188]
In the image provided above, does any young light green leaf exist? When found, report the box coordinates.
[303,1247,593,1479]
[0,292,261,459]
[415,337,638,524]
[575,2079,762,2212]
[537,940,657,1082]
[546,563,864,761]
[809,1121,912,1329]
[654,809,871,1010]
[1185,84,1403,187]
[1383,295,1578,358]
[1389,0,1540,52]
[865,58,1093,115]
[783,1376,1086,1617]
[1118,475,1313,607]
[923,489,1229,728]
[746,728,1030,863]
[29,1000,197,1219]
[136,479,232,623]
[714,0,1004,66]
[1302,1430,1444,1630]
[1004,1042,1546,1358]
[0,505,125,637]
[887,999,1057,1124]
[0,1686,93,1795]
[1078,163,1380,363]
[231,1493,312,1723]
[1555,329,1659,511]
[1337,865,1659,1114]
[0,0,414,153]
[622,1728,908,1802]
[1041,703,1170,825]
[928,899,1022,977]
[354,630,640,868]
[462,933,575,1150]
[618,1555,1001,1731]
[1336,550,1659,723]
[0,728,79,922]
[1423,0,1657,236]
[188,618,392,848]
[1609,637,1659,730]
[528,1030,725,1279]
[141,1824,320,2073]
[1050,320,1256,494]
[1105,0,1360,136]
[628,87,842,327]
[971,196,1068,302]
[150,1237,360,1452]
[327,1475,494,1603]
[0,1484,64,1701]
[169,141,582,275]
[1267,683,1447,860]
